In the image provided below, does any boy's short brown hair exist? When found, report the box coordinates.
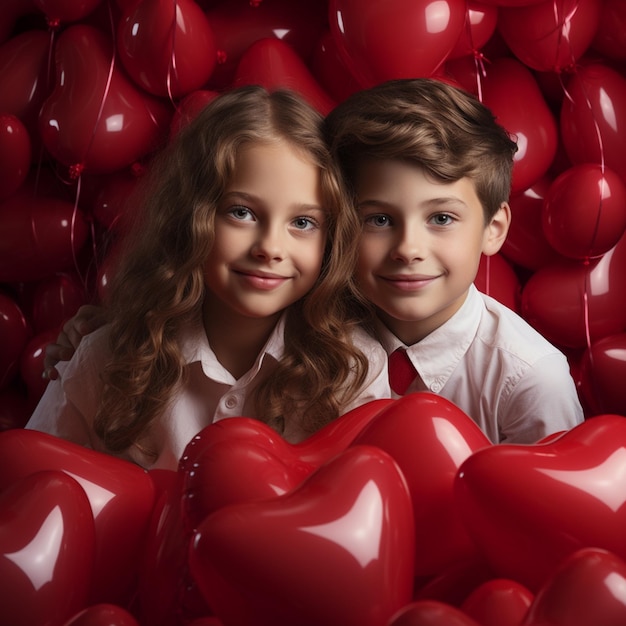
[325,78,518,222]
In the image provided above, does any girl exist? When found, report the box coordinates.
[28,85,389,470]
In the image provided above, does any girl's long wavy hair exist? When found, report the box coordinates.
[95,85,368,454]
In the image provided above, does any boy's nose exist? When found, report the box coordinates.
[392,226,425,263]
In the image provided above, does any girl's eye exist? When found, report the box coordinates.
[228,206,254,221]
[364,214,391,228]
[292,216,318,231]
[430,213,454,226]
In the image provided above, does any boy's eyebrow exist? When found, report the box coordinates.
[357,196,469,210]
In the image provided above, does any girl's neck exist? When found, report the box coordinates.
[202,301,282,380]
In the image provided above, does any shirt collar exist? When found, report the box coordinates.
[178,313,286,384]
[375,285,483,390]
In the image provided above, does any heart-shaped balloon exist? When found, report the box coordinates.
[0,428,156,605]
[474,253,521,313]
[461,578,534,626]
[522,547,626,625]
[234,37,335,116]
[352,393,491,578]
[0,291,30,389]
[481,57,558,195]
[62,603,140,626]
[329,0,466,88]
[30,272,86,334]
[117,0,216,98]
[0,113,30,200]
[0,470,96,626]
[591,0,626,61]
[455,414,626,591]
[498,0,602,72]
[19,328,59,402]
[521,231,626,349]
[389,599,483,626]
[0,190,89,283]
[448,1,498,60]
[189,445,415,626]
[39,24,171,174]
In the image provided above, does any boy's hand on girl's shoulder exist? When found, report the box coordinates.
[43,304,107,380]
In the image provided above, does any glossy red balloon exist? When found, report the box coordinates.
[474,253,521,313]
[169,89,219,139]
[0,387,31,431]
[521,233,626,348]
[329,0,466,88]
[234,37,335,116]
[310,29,362,104]
[352,393,491,578]
[455,415,626,591]
[501,177,563,271]
[0,292,30,389]
[0,30,51,146]
[388,600,483,626]
[206,0,328,89]
[62,603,140,626]
[448,1,498,60]
[560,63,626,189]
[481,57,558,194]
[0,470,96,626]
[0,113,30,199]
[579,333,626,416]
[19,328,58,402]
[30,272,86,334]
[461,579,534,626]
[522,547,626,625]
[35,0,103,22]
[117,0,216,98]
[39,24,171,174]
[91,169,143,231]
[0,191,89,282]
[0,428,156,605]
[542,164,626,259]
[591,0,626,61]
[498,0,601,72]
[189,446,415,626]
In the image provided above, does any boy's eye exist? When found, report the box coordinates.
[229,206,254,221]
[364,214,391,227]
[430,213,454,226]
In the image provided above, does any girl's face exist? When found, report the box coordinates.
[203,140,327,326]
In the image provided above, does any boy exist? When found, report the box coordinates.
[325,78,583,443]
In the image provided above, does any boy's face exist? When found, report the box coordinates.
[354,158,510,346]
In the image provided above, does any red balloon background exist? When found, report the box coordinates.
[0,0,625,624]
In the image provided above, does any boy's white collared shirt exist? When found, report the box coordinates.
[375,284,584,444]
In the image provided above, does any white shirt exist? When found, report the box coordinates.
[27,316,390,470]
[375,285,584,444]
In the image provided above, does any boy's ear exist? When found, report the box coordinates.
[482,202,511,256]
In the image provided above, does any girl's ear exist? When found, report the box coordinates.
[482,202,511,256]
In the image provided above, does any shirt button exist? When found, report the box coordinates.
[225,396,238,409]
[431,382,441,392]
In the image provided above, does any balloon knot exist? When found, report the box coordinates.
[46,17,61,30]
[249,0,263,7]
[216,49,228,64]
[68,163,85,179]
[131,161,147,177]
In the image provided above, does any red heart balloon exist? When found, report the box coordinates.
[388,599,483,626]
[30,272,86,334]
[542,164,626,259]
[234,37,335,116]
[461,578,534,626]
[474,253,521,313]
[0,291,30,389]
[455,415,626,591]
[591,0,626,61]
[0,470,96,626]
[481,57,558,195]
[62,603,140,626]
[117,0,216,98]
[498,0,602,72]
[0,190,89,283]
[189,445,415,626]
[39,24,171,174]
[521,231,626,349]
[522,547,626,625]
[448,1,498,60]
[560,63,626,189]
[0,429,156,605]
[579,333,626,416]
[0,113,30,200]
[19,328,58,402]
[352,393,491,578]
[329,0,466,88]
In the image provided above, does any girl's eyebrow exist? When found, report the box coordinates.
[222,190,326,214]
